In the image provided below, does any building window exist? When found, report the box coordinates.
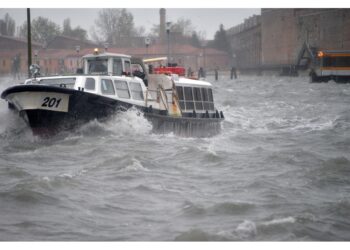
[101,79,115,95]
[129,82,144,100]
[114,80,130,99]
[85,78,95,90]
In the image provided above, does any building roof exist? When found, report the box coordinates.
[0,43,228,60]
[0,35,43,48]
[46,35,99,49]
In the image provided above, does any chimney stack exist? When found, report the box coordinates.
[160,8,166,44]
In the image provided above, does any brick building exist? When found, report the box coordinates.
[46,35,98,50]
[261,8,350,71]
[227,15,261,73]
[0,40,229,76]
[226,9,350,74]
[0,35,42,75]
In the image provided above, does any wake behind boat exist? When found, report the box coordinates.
[1,49,224,137]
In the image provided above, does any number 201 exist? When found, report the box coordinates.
[42,97,62,108]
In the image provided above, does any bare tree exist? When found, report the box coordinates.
[150,17,195,37]
[171,18,195,36]
[19,17,61,45]
[93,8,137,44]
[0,13,16,36]
[62,18,88,41]
[208,24,232,54]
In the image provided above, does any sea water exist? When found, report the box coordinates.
[0,75,350,240]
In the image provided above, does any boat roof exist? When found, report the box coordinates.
[177,77,212,87]
[320,50,350,54]
[143,57,168,63]
[82,52,131,59]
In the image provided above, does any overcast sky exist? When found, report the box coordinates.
[0,8,261,40]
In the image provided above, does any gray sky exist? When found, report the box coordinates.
[0,8,260,40]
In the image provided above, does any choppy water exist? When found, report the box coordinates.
[1,75,350,241]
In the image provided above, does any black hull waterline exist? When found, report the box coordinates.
[1,85,223,137]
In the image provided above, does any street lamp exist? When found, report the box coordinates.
[75,45,80,54]
[34,49,38,64]
[75,45,80,68]
[145,37,151,58]
[200,40,207,70]
[166,21,171,66]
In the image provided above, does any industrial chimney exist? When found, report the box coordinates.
[160,8,166,44]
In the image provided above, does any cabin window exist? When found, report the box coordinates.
[201,88,208,102]
[129,82,144,100]
[132,64,144,73]
[85,78,95,90]
[176,86,184,100]
[322,56,350,67]
[184,86,194,110]
[113,58,123,76]
[39,78,76,88]
[201,88,209,110]
[176,86,185,110]
[200,88,215,111]
[101,79,115,95]
[193,87,203,110]
[208,88,214,110]
[89,59,108,73]
[208,88,213,102]
[114,80,130,99]
[124,60,131,75]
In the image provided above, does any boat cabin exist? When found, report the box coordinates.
[82,49,132,76]
[175,78,215,113]
[310,49,350,82]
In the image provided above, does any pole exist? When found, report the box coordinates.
[167,30,170,66]
[27,8,32,77]
[203,46,206,69]
[166,22,171,67]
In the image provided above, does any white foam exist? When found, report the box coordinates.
[106,108,153,136]
[235,220,257,239]
[121,158,149,173]
[76,108,152,138]
[262,217,296,226]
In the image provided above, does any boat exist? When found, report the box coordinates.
[309,50,350,83]
[1,49,224,137]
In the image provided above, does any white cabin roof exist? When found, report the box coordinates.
[176,77,213,87]
[82,52,131,59]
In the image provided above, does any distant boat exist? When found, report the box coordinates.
[1,49,224,137]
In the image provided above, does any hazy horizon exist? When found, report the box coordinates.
[0,8,261,40]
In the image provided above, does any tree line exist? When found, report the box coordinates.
[0,9,232,55]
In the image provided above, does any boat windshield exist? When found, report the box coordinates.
[39,78,76,88]
[88,59,108,74]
